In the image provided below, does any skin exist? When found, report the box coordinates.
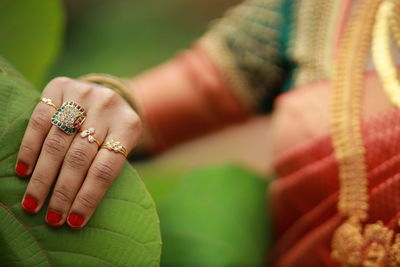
[16,77,142,229]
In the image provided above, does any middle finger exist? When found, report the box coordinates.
[46,118,107,227]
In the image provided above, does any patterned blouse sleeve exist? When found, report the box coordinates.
[199,0,293,113]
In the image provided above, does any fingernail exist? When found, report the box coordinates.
[46,210,62,226]
[22,196,38,213]
[15,162,29,178]
[67,213,84,228]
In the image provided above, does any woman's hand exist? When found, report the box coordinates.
[15,77,141,229]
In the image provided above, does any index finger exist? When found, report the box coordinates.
[15,78,65,178]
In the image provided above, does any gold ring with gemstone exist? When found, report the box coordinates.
[40,97,58,110]
[80,128,101,147]
[51,101,86,135]
[102,139,127,157]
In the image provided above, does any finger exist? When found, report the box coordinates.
[21,97,88,214]
[15,78,66,178]
[67,120,140,229]
[45,85,131,225]
[46,120,107,227]
[21,126,74,213]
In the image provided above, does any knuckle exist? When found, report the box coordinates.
[30,175,51,189]
[19,143,35,155]
[91,162,115,186]
[30,112,49,133]
[126,116,142,133]
[52,185,73,203]
[44,132,67,156]
[78,85,94,98]
[76,193,97,210]
[100,89,119,108]
[65,148,91,169]
[50,76,72,86]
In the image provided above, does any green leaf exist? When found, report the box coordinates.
[0,0,64,86]
[158,164,272,267]
[0,57,161,266]
[135,162,188,206]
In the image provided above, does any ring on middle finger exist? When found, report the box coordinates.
[80,127,101,147]
[51,101,86,135]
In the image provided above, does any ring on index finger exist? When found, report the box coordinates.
[40,97,58,110]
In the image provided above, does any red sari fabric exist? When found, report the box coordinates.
[129,44,252,153]
[270,108,400,266]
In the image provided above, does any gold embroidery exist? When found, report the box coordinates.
[200,0,284,111]
[290,0,341,86]
[330,0,400,265]
[331,218,364,266]
[363,222,394,266]
[200,35,255,108]
[389,235,400,266]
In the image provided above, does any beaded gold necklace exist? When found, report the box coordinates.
[330,0,400,265]
[373,0,400,104]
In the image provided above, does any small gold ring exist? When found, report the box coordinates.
[40,97,58,110]
[102,139,128,157]
[80,128,101,147]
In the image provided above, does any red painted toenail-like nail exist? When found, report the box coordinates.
[22,196,38,213]
[46,210,62,225]
[16,162,29,178]
[67,213,84,228]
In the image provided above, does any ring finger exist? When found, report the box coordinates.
[67,125,139,229]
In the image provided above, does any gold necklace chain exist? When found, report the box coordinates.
[373,0,400,107]
[389,0,400,47]
[330,0,400,265]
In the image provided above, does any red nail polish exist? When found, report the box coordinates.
[15,162,29,178]
[22,196,38,213]
[46,210,62,225]
[67,213,84,228]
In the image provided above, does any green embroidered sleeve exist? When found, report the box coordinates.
[200,0,294,113]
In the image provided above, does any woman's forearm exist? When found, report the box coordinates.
[126,43,253,153]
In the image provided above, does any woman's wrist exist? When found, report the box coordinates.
[79,73,139,114]
[125,42,252,153]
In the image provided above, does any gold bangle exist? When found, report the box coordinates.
[79,73,138,113]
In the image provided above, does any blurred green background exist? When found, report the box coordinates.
[50,0,240,78]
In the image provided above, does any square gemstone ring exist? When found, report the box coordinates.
[51,101,86,135]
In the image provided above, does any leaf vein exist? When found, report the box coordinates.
[0,151,17,164]
[0,203,51,266]
[0,102,34,142]
[103,196,148,211]
[46,251,116,266]
[28,224,156,252]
